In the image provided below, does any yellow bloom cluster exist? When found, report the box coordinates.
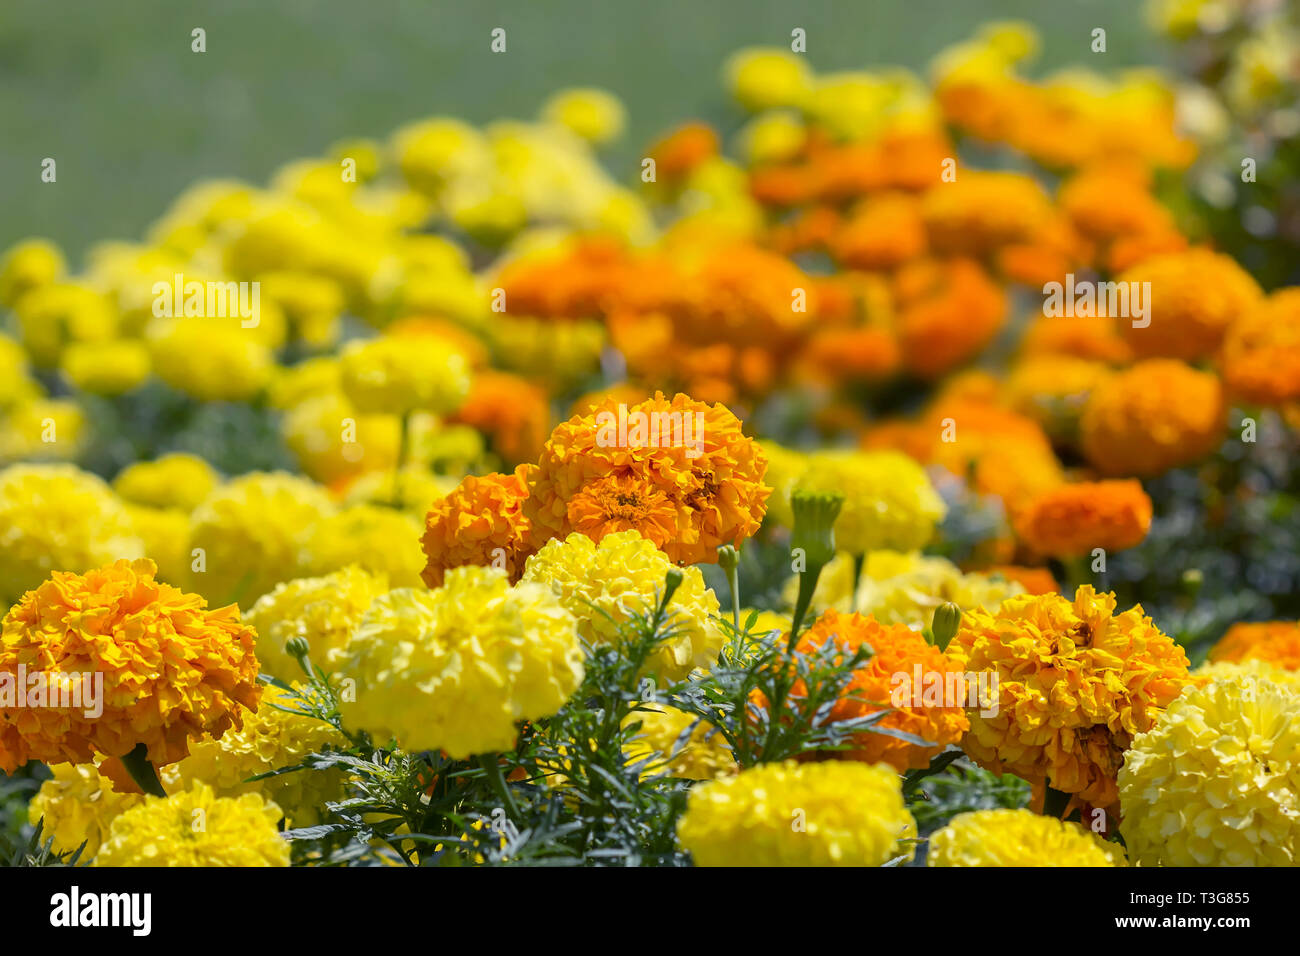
[341,566,583,757]
[522,530,724,681]
[927,808,1125,867]
[338,335,471,416]
[622,705,737,780]
[28,763,146,858]
[112,453,219,511]
[676,760,915,866]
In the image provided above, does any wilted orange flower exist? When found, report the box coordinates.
[1208,621,1300,671]
[0,559,261,773]
[948,586,1192,813]
[1221,289,1300,409]
[451,370,551,465]
[832,193,928,270]
[894,258,1007,380]
[756,610,970,772]
[526,392,770,565]
[1118,249,1262,361]
[420,465,534,587]
[1014,480,1152,558]
[648,122,719,181]
[921,171,1054,256]
[1080,359,1224,477]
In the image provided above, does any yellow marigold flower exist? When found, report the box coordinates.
[486,315,605,393]
[541,87,626,145]
[1117,249,1262,361]
[258,270,344,347]
[1119,675,1300,866]
[622,704,737,780]
[113,453,219,511]
[187,471,335,606]
[281,391,400,484]
[13,282,117,367]
[526,392,770,565]
[794,450,945,554]
[1014,480,1152,558]
[522,530,723,682]
[61,339,151,395]
[127,505,191,585]
[28,763,145,859]
[948,586,1192,812]
[244,565,388,681]
[927,808,1125,867]
[339,334,470,416]
[0,398,86,463]
[1080,359,1224,477]
[1208,620,1300,671]
[267,355,341,409]
[0,238,65,307]
[94,783,289,867]
[740,111,807,166]
[1194,658,1300,692]
[677,760,915,867]
[298,504,424,587]
[340,567,583,758]
[724,47,812,112]
[1222,288,1300,408]
[757,439,807,528]
[0,558,261,772]
[343,466,457,513]
[0,334,43,411]
[421,466,534,588]
[148,319,274,402]
[173,685,347,827]
[0,464,144,605]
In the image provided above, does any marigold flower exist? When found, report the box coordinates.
[1208,620,1300,671]
[770,609,971,772]
[340,567,583,757]
[1014,480,1152,558]
[339,334,470,416]
[793,450,945,554]
[61,339,151,395]
[421,466,534,588]
[148,319,274,402]
[112,453,219,511]
[984,564,1059,595]
[187,471,336,606]
[1020,313,1134,365]
[622,704,737,780]
[299,505,424,587]
[0,398,86,464]
[1117,249,1262,361]
[28,763,145,859]
[541,87,626,144]
[1221,288,1300,408]
[127,505,191,586]
[927,808,1125,867]
[921,171,1054,256]
[648,122,720,181]
[724,47,811,112]
[13,282,117,368]
[522,530,724,681]
[677,760,915,867]
[1119,675,1300,866]
[0,238,65,307]
[244,565,388,681]
[832,193,928,270]
[948,586,1192,811]
[281,391,400,484]
[893,258,1007,380]
[1193,658,1300,692]
[1002,356,1113,440]
[94,783,289,867]
[526,392,770,565]
[1080,359,1224,477]
[0,558,262,772]
[0,464,144,605]
[450,370,551,466]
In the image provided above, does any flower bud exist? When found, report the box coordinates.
[790,490,844,569]
[931,602,962,651]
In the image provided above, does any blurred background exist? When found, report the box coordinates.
[1,0,1158,261]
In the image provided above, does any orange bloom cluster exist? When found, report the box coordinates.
[420,465,534,587]
[0,559,261,772]
[451,370,552,466]
[525,392,770,565]
[892,258,1007,380]
[757,610,971,772]
[1014,480,1153,559]
[1221,288,1300,409]
[1208,620,1300,671]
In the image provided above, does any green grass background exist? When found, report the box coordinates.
[1,0,1161,263]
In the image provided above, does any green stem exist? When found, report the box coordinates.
[392,410,411,508]
[119,743,167,798]
[788,560,826,651]
[850,553,865,614]
[725,562,741,634]
[476,753,520,821]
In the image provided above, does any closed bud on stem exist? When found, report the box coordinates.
[790,490,843,570]
[931,602,962,652]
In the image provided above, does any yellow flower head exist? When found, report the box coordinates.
[61,339,151,395]
[339,334,470,416]
[1194,658,1300,693]
[622,704,737,781]
[0,398,86,464]
[1119,675,1300,866]
[148,319,274,402]
[677,760,915,866]
[187,471,336,606]
[794,450,945,554]
[0,464,144,605]
[0,238,66,307]
[127,505,191,585]
[341,567,583,758]
[173,685,348,828]
[94,783,289,867]
[0,558,262,772]
[298,505,424,587]
[113,453,219,511]
[13,282,117,368]
[522,530,724,682]
[541,87,627,145]
[244,565,388,681]
[948,586,1192,811]
[28,763,145,859]
[724,47,813,112]
[280,391,400,484]
[927,808,1125,866]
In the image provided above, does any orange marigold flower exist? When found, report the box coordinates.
[450,370,551,466]
[0,558,261,773]
[526,392,770,565]
[832,193,928,271]
[948,586,1192,813]
[1080,359,1224,477]
[1020,314,1134,365]
[984,564,1060,595]
[1221,289,1300,409]
[1014,480,1152,558]
[1117,249,1262,361]
[648,121,720,181]
[1208,621,1300,671]
[757,610,970,772]
[1002,356,1113,441]
[420,465,534,587]
[794,327,900,384]
[921,171,1054,256]
[894,258,1007,380]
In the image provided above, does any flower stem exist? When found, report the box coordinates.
[120,743,167,798]
[392,410,411,508]
[850,552,865,614]
[476,753,520,821]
